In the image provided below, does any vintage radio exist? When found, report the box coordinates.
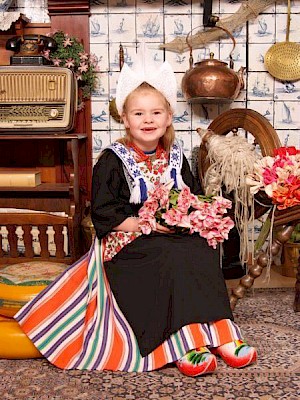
[0,66,77,132]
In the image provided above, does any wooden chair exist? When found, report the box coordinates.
[0,212,76,266]
[198,108,299,311]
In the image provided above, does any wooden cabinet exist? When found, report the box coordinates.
[0,133,87,258]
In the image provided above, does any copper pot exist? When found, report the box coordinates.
[181,27,246,104]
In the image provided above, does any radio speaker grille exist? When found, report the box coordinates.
[0,66,77,132]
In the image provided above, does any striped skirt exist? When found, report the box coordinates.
[15,238,242,371]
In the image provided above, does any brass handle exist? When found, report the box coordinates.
[186,25,236,69]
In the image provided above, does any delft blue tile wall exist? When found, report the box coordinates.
[89,0,300,168]
[11,0,300,167]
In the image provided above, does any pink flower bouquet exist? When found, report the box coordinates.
[246,146,300,210]
[138,180,234,249]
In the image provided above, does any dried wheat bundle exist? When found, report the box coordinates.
[160,0,276,53]
[198,128,261,264]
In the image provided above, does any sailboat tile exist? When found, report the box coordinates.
[90,14,109,43]
[108,43,136,72]
[136,12,164,42]
[247,72,274,100]
[248,14,275,44]
[274,101,300,129]
[164,14,191,44]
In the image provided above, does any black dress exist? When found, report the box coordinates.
[91,149,234,357]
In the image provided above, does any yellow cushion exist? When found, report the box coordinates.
[0,261,67,317]
[0,318,41,359]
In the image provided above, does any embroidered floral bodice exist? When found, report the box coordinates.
[103,150,169,262]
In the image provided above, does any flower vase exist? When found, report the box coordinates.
[281,242,300,278]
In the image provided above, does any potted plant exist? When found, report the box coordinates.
[43,30,99,110]
[282,223,300,278]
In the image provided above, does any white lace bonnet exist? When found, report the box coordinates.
[115,47,178,116]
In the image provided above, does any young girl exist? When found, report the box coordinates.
[15,59,257,376]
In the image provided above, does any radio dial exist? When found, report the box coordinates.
[50,108,59,119]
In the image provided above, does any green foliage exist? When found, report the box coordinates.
[46,31,99,107]
[289,223,300,243]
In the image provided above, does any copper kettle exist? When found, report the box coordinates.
[181,27,246,104]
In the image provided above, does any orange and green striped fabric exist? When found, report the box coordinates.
[15,238,242,371]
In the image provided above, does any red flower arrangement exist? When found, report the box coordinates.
[138,180,234,249]
[246,146,300,210]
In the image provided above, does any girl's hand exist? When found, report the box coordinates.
[155,222,174,234]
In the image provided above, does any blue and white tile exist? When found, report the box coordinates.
[175,72,185,102]
[191,103,219,130]
[274,101,300,129]
[90,0,108,14]
[92,72,109,101]
[91,101,110,130]
[277,129,300,148]
[260,1,275,13]
[222,24,247,44]
[191,0,203,14]
[219,102,247,114]
[172,101,192,130]
[164,14,191,44]
[247,100,274,126]
[276,0,300,13]
[89,14,109,43]
[248,14,275,44]
[219,42,247,71]
[136,12,164,43]
[92,130,111,158]
[90,43,109,71]
[274,79,300,101]
[220,0,242,14]
[165,50,190,73]
[175,131,192,159]
[192,42,220,63]
[247,72,274,100]
[108,0,136,14]
[275,13,300,42]
[248,43,271,72]
[164,0,192,15]
[109,43,136,72]
[109,13,136,42]
[136,0,163,13]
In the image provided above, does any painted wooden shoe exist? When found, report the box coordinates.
[175,347,217,377]
[211,339,257,368]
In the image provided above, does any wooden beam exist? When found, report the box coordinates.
[202,0,218,27]
[47,0,90,15]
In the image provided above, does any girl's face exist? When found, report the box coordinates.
[122,89,173,151]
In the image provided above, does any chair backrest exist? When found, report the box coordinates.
[0,213,75,265]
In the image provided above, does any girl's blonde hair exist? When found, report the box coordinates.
[118,82,175,153]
